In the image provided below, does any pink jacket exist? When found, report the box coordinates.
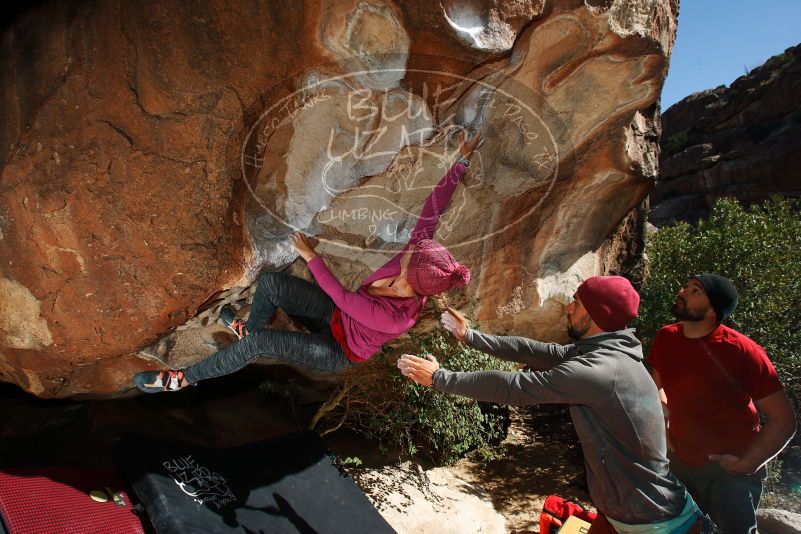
[307,161,468,360]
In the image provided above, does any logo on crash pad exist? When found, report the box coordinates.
[163,455,235,509]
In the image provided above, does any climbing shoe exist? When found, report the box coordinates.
[134,369,188,393]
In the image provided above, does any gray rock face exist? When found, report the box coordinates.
[651,43,801,226]
[0,0,676,397]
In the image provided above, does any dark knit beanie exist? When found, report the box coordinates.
[406,239,471,296]
[693,274,739,323]
[576,276,640,332]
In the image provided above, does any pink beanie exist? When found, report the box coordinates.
[406,239,471,296]
[576,276,640,332]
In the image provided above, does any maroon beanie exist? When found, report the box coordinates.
[406,239,471,296]
[575,276,640,332]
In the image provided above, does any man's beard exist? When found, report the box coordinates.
[568,315,591,340]
[670,298,706,321]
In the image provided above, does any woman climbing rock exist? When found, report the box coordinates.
[134,130,482,392]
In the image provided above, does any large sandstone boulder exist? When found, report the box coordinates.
[651,42,801,226]
[0,0,677,397]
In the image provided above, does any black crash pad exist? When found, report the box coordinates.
[114,430,395,534]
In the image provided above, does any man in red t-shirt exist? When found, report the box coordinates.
[649,274,796,533]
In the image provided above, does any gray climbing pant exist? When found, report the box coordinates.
[184,271,353,383]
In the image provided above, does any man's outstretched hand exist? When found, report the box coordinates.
[441,311,467,342]
[397,354,440,387]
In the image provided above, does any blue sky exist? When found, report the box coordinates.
[661,1,801,110]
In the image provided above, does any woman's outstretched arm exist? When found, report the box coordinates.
[407,130,482,245]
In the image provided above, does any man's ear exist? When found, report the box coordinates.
[705,305,718,323]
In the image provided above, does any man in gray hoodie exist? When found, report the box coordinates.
[398,276,711,532]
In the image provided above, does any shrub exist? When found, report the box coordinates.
[637,197,801,408]
[663,130,690,158]
[315,329,517,465]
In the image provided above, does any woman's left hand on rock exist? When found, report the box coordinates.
[291,232,318,262]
